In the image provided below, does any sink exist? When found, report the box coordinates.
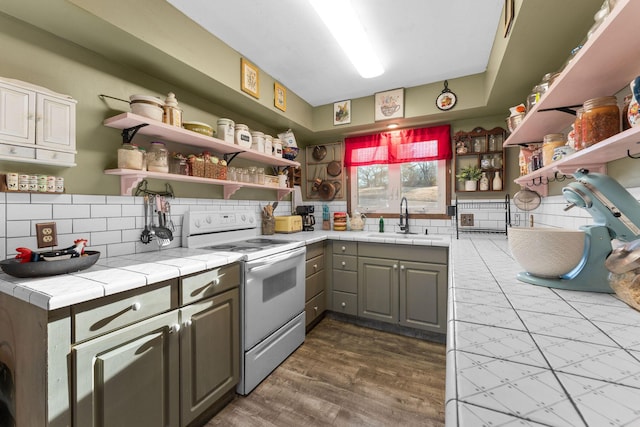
[366,233,443,240]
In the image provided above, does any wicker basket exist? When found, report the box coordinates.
[188,157,205,177]
[205,162,227,180]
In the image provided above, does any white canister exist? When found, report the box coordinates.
[162,92,182,127]
[6,173,18,191]
[234,124,252,148]
[38,175,47,192]
[18,174,29,191]
[217,118,235,144]
[129,95,164,121]
[272,138,283,157]
[278,174,288,188]
[47,176,56,192]
[28,175,38,192]
[55,177,64,193]
[250,131,265,153]
[264,135,273,156]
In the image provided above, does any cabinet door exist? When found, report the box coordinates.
[0,82,35,145]
[36,93,75,151]
[180,288,239,426]
[72,310,180,427]
[399,261,447,333]
[358,257,398,323]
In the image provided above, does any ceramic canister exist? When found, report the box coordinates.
[217,118,235,144]
[6,173,18,191]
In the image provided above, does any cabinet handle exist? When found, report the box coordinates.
[9,147,16,154]
[393,264,398,270]
[212,278,220,286]
[400,265,405,270]
[184,319,192,327]
[341,261,346,267]
[341,246,346,252]
[313,264,318,270]
[169,324,181,333]
[131,302,141,311]
[313,306,318,312]
[341,302,346,308]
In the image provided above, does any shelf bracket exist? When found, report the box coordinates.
[223,184,242,199]
[223,152,242,165]
[628,149,640,159]
[537,104,582,116]
[276,188,293,201]
[118,174,147,196]
[121,124,149,144]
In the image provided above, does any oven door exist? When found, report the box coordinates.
[244,246,306,350]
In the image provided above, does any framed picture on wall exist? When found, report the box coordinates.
[274,82,286,112]
[333,100,351,125]
[241,58,260,98]
[374,88,404,121]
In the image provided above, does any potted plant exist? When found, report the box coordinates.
[456,165,482,191]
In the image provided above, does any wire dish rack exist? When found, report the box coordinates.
[451,194,511,239]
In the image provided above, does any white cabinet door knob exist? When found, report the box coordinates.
[393,264,398,270]
[170,324,181,333]
[341,261,346,267]
[131,302,141,311]
[341,246,346,251]
[341,302,346,307]
[184,319,192,327]
[400,265,405,270]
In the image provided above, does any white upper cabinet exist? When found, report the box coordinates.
[0,77,77,166]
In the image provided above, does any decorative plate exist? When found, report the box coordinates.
[0,251,100,278]
[436,80,457,111]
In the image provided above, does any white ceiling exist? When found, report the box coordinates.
[166,0,504,107]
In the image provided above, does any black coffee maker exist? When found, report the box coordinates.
[295,205,316,231]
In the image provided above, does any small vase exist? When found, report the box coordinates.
[479,172,489,191]
[493,171,503,191]
[464,180,477,191]
[628,76,640,127]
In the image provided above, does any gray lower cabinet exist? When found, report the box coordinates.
[180,287,239,426]
[72,309,181,427]
[71,263,241,427]
[331,241,358,316]
[357,243,448,334]
[305,241,327,329]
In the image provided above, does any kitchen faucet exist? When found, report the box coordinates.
[399,196,410,233]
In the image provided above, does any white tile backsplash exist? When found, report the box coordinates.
[1,184,638,260]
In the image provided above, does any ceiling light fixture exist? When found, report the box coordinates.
[387,123,399,129]
[309,0,384,79]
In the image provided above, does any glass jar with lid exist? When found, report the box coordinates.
[117,143,144,170]
[147,141,169,173]
[247,166,258,184]
[256,167,265,184]
[542,133,566,166]
[582,96,620,147]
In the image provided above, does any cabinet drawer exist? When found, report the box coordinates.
[332,291,357,316]
[306,241,325,260]
[181,263,240,306]
[36,148,75,164]
[332,241,357,255]
[305,290,326,326]
[306,269,325,300]
[0,143,35,159]
[333,254,357,271]
[333,270,357,293]
[305,254,325,278]
[73,280,177,343]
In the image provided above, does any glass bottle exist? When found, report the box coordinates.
[488,134,497,151]
[492,171,502,191]
[473,138,482,153]
[479,172,489,191]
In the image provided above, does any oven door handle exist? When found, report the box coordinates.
[247,246,306,272]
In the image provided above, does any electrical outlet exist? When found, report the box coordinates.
[36,222,58,248]
[460,214,474,227]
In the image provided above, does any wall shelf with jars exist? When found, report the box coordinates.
[453,127,507,193]
[102,113,298,198]
[504,0,640,192]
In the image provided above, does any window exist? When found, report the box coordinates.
[345,125,451,217]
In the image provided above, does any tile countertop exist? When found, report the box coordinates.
[0,231,448,311]
[446,236,640,427]
[3,231,640,426]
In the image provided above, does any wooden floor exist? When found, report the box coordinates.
[205,317,446,427]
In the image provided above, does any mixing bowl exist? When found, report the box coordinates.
[508,227,585,278]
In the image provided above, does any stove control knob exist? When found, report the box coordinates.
[241,214,246,222]
[249,216,255,223]
[206,216,212,224]
[194,219,201,228]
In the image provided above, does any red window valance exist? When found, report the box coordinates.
[344,125,451,166]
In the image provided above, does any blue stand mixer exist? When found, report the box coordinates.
[517,169,640,293]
